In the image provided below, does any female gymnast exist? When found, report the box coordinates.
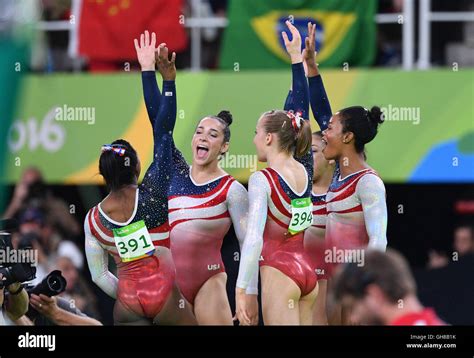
[321,111,387,267]
[235,21,318,325]
[304,130,335,325]
[300,23,335,325]
[84,32,195,325]
[304,24,387,324]
[301,24,388,323]
[140,34,259,325]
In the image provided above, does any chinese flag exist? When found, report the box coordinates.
[78,0,187,61]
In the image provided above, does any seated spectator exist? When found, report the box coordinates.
[16,208,52,284]
[453,224,474,257]
[3,167,81,239]
[54,256,100,320]
[426,224,474,269]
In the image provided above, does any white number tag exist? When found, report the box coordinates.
[113,220,155,262]
[288,197,313,235]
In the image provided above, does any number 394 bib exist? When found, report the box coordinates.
[288,197,313,235]
[113,220,155,263]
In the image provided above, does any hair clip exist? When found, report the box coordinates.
[101,144,126,156]
[287,111,303,133]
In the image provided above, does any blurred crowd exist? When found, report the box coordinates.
[2,167,472,325]
[2,167,101,323]
[3,0,472,72]
[427,224,474,270]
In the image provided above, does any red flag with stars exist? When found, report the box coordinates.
[77,0,187,62]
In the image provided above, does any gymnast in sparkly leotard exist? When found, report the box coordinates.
[141,47,258,326]
[322,106,388,274]
[235,21,318,325]
[297,23,336,325]
[301,25,388,324]
[306,62,388,275]
[84,32,195,325]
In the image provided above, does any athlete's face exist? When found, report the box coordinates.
[321,114,346,160]
[312,134,332,181]
[253,115,270,162]
[192,117,229,166]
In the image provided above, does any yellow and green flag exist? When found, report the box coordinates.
[220,0,377,69]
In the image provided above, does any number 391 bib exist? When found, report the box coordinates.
[113,220,155,263]
[288,197,313,235]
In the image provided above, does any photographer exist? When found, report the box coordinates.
[0,273,29,325]
[28,294,101,326]
[1,219,35,325]
[12,295,102,326]
[9,269,101,326]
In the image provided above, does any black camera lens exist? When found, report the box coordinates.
[29,270,67,297]
[46,273,65,294]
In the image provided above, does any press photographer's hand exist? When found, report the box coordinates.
[30,294,59,319]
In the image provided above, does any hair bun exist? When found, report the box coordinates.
[368,106,384,126]
[217,110,233,126]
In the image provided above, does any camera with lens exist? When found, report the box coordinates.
[25,270,67,321]
[26,270,67,297]
[0,219,37,290]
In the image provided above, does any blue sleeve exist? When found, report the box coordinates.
[141,71,188,169]
[141,71,176,135]
[286,62,312,181]
[162,82,188,170]
[308,75,332,131]
[283,90,293,111]
[286,63,309,120]
[142,71,162,127]
[153,81,176,136]
[172,142,189,173]
[141,81,176,189]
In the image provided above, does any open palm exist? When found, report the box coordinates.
[281,20,303,63]
[156,43,176,81]
[134,30,156,71]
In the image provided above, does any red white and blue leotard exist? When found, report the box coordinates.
[141,71,257,304]
[167,159,253,304]
[325,166,387,276]
[250,167,317,296]
[302,73,333,280]
[305,73,387,278]
[84,79,177,319]
[237,62,318,296]
[304,193,328,279]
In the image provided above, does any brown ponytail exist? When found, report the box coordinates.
[295,119,312,158]
[262,110,312,158]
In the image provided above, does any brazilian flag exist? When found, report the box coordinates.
[220,0,377,69]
